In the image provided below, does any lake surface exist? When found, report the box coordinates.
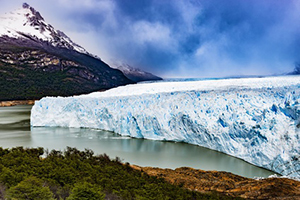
[0,105,276,178]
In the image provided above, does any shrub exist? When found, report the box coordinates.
[6,176,54,200]
[66,182,105,200]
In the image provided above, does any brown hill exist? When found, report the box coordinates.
[132,166,300,199]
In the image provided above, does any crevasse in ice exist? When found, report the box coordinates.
[31,76,300,177]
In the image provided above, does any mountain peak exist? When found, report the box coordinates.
[22,2,45,22]
[19,3,46,33]
[22,2,30,9]
[0,3,90,55]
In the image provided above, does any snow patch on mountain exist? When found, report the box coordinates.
[31,76,300,177]
[0,3,89,55]
[108,61,162,82]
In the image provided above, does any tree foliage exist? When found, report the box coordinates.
[67,182,105,200]
[0,147,242,200]
[6,176,54,200]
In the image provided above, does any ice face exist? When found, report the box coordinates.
[31,76,300,177]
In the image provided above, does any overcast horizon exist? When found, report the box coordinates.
[1,0,300,78]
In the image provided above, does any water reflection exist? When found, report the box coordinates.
[0,105,276,178]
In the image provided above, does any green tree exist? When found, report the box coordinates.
[67,182,105,200]
[6,176,54,200]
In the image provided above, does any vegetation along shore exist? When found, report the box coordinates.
[0,147,298,199]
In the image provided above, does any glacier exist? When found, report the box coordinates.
[31,76,300,178]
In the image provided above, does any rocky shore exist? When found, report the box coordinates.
[0,100,35,107]
[132,166,300,199]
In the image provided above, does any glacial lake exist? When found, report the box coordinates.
[0,105,276,178]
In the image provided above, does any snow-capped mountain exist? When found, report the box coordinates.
[0,3,161,83]
[0,3,89,55]
[31,76,300,178]
[109,61,162,82]
[0,3,133,101]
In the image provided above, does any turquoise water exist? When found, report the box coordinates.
[0,105,276,178]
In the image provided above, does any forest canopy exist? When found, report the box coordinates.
[0,147,242,200]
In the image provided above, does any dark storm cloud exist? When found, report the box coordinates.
[1,0,300,77]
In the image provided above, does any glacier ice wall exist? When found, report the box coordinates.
[31,76,300,177]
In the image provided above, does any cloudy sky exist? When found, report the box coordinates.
[1,0,300,78]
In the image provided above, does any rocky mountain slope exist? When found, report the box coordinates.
[0,3,134,101]
[109,61,162,82]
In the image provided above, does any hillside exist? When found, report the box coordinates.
[136,166,300,200]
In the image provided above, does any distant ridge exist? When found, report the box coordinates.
[109,61,162,82]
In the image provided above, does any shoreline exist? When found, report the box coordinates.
[132,165,300,199]
[0,100,36,107]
